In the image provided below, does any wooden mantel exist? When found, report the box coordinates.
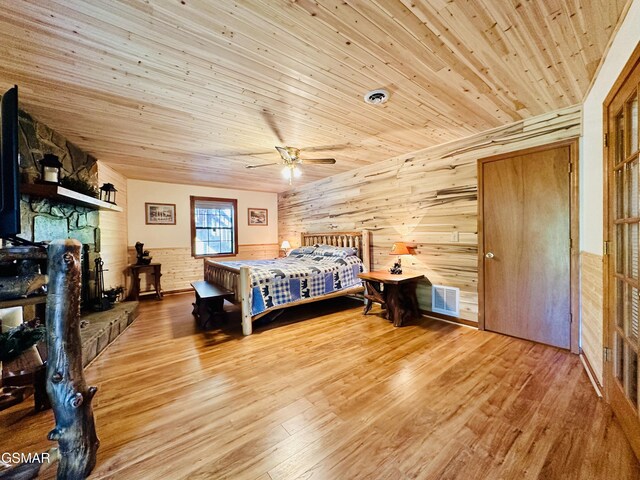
[21,183,123,212]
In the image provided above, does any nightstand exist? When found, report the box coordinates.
[358,270,424,327]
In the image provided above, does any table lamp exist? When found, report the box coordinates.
[280,240,291,256]
[389,242,411,274]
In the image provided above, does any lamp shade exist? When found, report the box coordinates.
[389,242,411,255]
[281,240,291,250]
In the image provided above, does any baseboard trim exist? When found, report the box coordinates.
[580,352,603,398]
[420,309,478,329]
[162,288,193,296]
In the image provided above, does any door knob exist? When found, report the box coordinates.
[485,252,495,259]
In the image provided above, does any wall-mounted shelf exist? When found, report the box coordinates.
[0,294,47,310]
[21,183,123,212]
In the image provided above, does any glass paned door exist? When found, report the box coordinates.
[608,56,640,458]
[613,97,640,410]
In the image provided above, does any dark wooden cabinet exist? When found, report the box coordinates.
[128,263,162,301]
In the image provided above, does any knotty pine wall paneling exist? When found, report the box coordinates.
[97,161,128,290]
[580,252,604,384]
[127,244,279,294]
[279,105,583,323]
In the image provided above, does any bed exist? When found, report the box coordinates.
[204,230,371,335]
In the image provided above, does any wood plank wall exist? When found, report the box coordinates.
[581,252,604,384]
[126,244,279,294]
[279,105,583,322]
[97,161,128,290]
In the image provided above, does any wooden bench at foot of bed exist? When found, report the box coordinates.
[191,280,234,330]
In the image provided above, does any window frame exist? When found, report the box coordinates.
[190,195,238,258]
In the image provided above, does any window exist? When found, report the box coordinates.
[190,196,238,257]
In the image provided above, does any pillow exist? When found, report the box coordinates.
[314,245,358,257]
[289,245,317,255]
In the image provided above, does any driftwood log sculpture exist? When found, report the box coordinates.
[45,239,99,479]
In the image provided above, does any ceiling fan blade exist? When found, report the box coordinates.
[231,150,277,157]
[302,158,336,164]
[261,110,285,144]
[300,143,351,152]
[245,162,281,169]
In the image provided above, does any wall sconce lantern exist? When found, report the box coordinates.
[39,154,63,184]
[99,183,117,204]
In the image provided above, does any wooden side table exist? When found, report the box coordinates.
[128,263,163,301]
[358,270,425,327]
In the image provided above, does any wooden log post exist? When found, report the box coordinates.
[45,239,99,479]
[239,266,252,335]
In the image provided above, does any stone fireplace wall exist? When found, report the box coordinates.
[18,109,98,186]
[16,109,101,247]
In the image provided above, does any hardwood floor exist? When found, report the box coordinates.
[1,293,639,479]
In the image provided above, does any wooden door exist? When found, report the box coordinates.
[480,145,571,349]
[605,46,640,458]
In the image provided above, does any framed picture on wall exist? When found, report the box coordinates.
[145,203,176,225]
[248,208,268,226]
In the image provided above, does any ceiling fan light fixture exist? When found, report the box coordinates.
[364,88,389,105]
[281,164,301,185]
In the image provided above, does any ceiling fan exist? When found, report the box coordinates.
[245,146,336,184]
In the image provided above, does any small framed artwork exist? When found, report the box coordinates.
[248,208,268,226]
[145,203,176,225]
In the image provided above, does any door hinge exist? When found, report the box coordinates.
[604,346,612,362]
[604,241,611,255]
[604,133,609,147]
[569,313,573,324]
[568,162,572,174]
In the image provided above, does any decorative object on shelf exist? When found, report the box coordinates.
[99,182,117,204]
[280,240,291,256]
[248,207,268,225]
[135,241,152,265]
[389,242,411,274]
[38,153,63,184]
[61,176,99,198]
[145,202,176,225]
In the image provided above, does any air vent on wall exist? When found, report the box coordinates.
[432,285,459,317]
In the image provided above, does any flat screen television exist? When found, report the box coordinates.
[0,85,20,238]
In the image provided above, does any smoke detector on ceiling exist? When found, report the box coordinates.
[364,89,389,105]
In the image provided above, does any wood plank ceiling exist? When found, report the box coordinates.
[0,0,629,192]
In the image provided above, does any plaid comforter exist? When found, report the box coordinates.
[219,254,365,315]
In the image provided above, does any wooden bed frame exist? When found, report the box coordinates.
[204,230,371,335]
